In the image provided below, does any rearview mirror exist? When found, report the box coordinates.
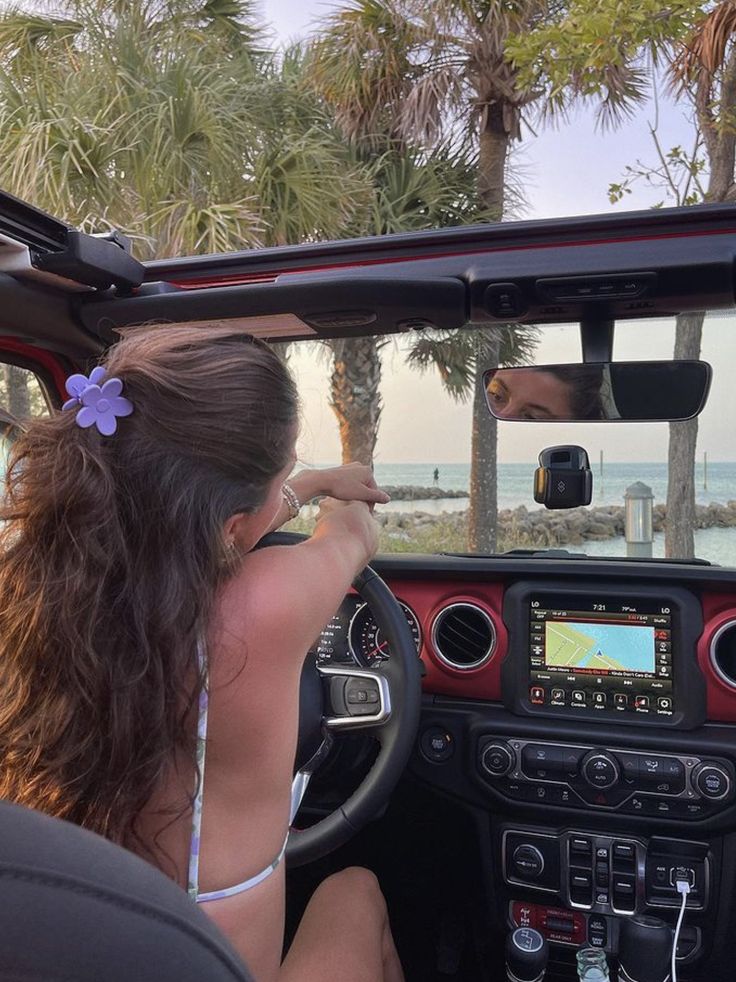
[482,361,712,422]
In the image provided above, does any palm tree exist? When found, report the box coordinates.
[664,3,736,558]
[308,0,549,551]
[511,0,736,559]
[0,2,372,257]
[326,143,504,466]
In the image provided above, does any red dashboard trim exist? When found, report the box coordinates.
[393,581,506,702]
[394,579,736,723]
[699,593,736,723]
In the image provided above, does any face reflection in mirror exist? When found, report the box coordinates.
[483,361,712,422]
[486,367,604,421]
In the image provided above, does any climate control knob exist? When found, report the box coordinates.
[693,762,731,800]
[481,742,514,778]
[581,751,620,790]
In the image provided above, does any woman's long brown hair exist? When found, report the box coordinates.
[0,324,298,848]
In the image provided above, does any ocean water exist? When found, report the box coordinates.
[366,461,736,566]
[371,461,736,511]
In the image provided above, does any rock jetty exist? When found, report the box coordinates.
[381,485,468,500]
[374,500,736,548]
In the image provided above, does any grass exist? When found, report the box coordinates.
[283,512,553,554]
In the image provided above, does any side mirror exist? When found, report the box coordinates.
[482,361,712,422]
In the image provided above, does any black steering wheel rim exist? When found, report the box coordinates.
[257,532,423,868]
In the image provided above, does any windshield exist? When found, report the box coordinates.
[289,313,736,565]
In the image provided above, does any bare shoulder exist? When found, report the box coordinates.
[213,536,359,670]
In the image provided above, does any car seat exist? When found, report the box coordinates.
[0,798,254,981]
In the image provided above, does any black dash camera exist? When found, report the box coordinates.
[534,445,592,510]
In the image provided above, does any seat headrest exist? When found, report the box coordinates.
[0,799,253,981]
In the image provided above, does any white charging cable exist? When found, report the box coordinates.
[671,876,691,982]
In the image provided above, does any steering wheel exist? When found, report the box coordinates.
[260,533,422,868]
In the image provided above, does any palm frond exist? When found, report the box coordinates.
[405,324,540,401]
[671,1,736,86]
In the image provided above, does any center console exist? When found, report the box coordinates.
[410,576,736,977]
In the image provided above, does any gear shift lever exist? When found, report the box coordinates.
[506,927,548,982]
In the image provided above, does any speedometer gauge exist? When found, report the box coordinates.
[348,601,422,667]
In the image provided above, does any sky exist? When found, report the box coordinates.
[255,1,736,466]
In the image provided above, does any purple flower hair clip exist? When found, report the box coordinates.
[63,366,134,436]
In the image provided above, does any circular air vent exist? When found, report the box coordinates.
[431,602,496,670]
[710,620,736,688]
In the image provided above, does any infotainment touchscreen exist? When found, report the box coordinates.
[528,595,674,717]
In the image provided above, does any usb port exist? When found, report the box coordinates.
[670,866,695,888]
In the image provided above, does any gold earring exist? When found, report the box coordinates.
[220,538,240,568]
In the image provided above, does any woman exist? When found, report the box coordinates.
[485,365,605,421]
[0,324,404,982]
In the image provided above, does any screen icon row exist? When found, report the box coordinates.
[529,686,672,713]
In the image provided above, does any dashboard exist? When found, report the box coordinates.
[312,556,736,975]
[312,570,726,725]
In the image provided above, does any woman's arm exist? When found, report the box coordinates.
[218,498,380,673]
[263,463,390,535]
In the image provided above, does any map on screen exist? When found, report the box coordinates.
[544,621,656,674]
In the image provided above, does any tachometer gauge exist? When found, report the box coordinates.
[348,601,422,667]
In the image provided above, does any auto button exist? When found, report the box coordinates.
[581,752,620,790]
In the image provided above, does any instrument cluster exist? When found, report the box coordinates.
[314,595,422,668]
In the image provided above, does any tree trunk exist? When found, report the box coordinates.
[665,44,736,560]
[665,311,704,559]
[328,336,382,465]
[468,330,500,553]
[478,102,508,219]
[467,106,508,552]
[4,365,31,418]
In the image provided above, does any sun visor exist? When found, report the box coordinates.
[77,275,469,343]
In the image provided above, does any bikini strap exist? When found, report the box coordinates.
[187,638,311,903]
[187,637,209,901]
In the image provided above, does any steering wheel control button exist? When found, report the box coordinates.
[481,742,513,777]
[420,726,455,763]
[342,677,382,716]
[582,752,620,790]
[512,845,545,880]
[693,763,731,800]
